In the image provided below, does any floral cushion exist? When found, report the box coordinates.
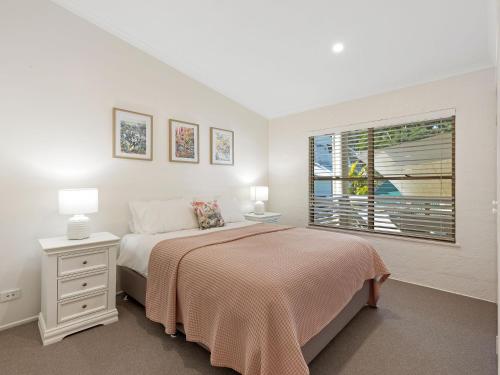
[192,200,225,230]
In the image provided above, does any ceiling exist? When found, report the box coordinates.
[52,0,496,119]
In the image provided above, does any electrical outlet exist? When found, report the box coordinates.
[0,289,21,302]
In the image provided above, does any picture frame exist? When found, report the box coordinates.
[210,127,234,165]
[113,108,153,160]
[169,119,200,163]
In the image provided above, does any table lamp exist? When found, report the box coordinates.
[250,186,268,215]
[59,188,98,240]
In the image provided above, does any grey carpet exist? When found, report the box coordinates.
[0,279,496,375]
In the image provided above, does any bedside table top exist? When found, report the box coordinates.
[244,212,281,218]
[39,232,120,251]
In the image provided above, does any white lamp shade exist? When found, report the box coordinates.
[59,188,98,215]
[250,186,268,201]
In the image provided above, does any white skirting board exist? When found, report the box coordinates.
[0,290,124,333]
[390,277,496,303]
[0,281,493,333]
[0,315,38,332]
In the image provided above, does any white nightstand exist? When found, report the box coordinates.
[244,212,282,224]
[38,232,120,345]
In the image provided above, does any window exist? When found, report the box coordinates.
[309,116,455,242]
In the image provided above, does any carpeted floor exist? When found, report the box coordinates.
[0,279,496,375]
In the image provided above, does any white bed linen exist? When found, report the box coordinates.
[117,221,258,276]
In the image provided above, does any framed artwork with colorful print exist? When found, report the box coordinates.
[169,119,199,163]
[210,127,234,165]
[113,108,153,161]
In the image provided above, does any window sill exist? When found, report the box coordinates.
[306,225,461,248]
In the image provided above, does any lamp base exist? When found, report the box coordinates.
[67,215,91,240]
[254,201,265,215]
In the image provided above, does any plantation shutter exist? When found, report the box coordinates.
[309,116,455,242]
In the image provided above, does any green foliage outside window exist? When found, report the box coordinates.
[348,161,368,195]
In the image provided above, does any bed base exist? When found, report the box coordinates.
[119,266,371,365]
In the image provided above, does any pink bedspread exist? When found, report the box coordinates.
[146,224,389,375]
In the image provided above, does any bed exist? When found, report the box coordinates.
[117,220,389,375]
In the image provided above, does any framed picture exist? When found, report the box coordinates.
[210,127,234,165]
[113,108,153,160]
[169,119,199,163]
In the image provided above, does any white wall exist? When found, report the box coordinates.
[269,68,497,302]
[0,0,268,328]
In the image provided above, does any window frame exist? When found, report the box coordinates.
[308,116,456,243]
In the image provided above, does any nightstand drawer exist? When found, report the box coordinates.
[58,249,108,277]
[58,291,107,324]
[58,271,108,300]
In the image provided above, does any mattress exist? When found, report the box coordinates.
[117,220,257,276]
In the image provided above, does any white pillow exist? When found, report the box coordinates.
[129,198,199,234]
[129,201,159,234]
[216,195,245,223]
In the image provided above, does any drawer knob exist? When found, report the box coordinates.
[82,282,88,287]
[82,260,88,265]
[82,304,87,309]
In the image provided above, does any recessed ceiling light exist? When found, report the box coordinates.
[332,42,344,54]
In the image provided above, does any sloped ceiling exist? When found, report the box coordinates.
[52,0,496,118]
